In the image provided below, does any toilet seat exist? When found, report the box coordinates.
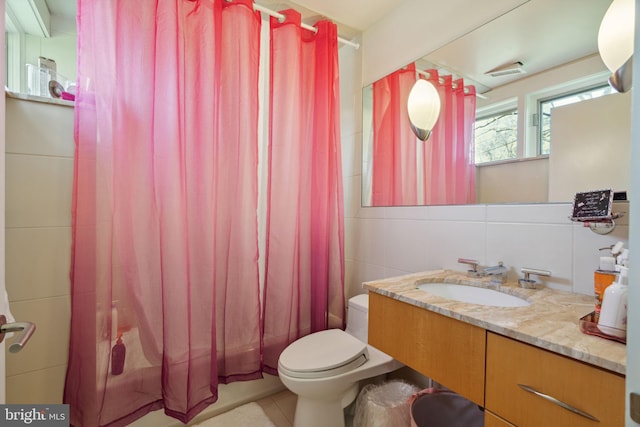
[278,329,369,379]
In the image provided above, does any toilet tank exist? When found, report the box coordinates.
[345,294,369,342]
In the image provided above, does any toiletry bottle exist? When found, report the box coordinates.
[597,266,628,338]
[111,332,126,375]
[594,269,617,322]
[594,254,617,322]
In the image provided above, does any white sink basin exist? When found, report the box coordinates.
[416,283,530,307]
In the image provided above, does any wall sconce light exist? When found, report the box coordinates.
[407,79,441,141]
[598,0,634,92]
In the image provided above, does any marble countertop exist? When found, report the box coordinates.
[363,270,626,375]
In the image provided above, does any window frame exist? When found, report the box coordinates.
[536,83,615,156]
[473,70,611,167]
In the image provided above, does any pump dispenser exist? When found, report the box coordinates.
[597,266,628,338]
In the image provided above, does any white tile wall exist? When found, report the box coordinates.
[4,96,75,404]
[6,227,71,301]
[6,154,74,228]
[5,365,67,405]
[6,296,71,377]
[5,99,75,157]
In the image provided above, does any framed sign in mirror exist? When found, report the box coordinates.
[571,189,614,221]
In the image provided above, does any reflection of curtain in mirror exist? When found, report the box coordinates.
[423,71,476,205]
[371,65,418,205]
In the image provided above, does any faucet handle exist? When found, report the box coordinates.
[458,258,481,276]
[519,268,551,289]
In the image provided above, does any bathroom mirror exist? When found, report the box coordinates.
[362,0,630,207]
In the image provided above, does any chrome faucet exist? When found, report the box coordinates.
[518,267,551,289]
[484,262,508,285]
[458,258,508,284]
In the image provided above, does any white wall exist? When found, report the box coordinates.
[477,158,548,204]
[549,92,631,202]
[24,32,77,83]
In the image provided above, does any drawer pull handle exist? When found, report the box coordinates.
[518,384,600,422]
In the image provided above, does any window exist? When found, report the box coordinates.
[474,109,518,164]
[538,85,615,155]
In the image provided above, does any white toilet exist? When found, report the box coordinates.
[278,294,402,427]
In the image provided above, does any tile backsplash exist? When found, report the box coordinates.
[343,199,629,299]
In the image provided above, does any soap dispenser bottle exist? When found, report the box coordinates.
[597,265,628,338]
[111,332,126,375]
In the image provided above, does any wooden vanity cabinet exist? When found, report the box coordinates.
[484,411,516,427]
[485,332,625,427]
[368,292,486,405]
[368,291,626,427]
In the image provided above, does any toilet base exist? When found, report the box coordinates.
[292,383,358,427]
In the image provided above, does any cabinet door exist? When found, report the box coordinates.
[485,332,624,426]
[368,293,486,405]
[485,411,516,427]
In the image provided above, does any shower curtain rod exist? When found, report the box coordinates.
[416,68,488,99]
[235,0,360,49]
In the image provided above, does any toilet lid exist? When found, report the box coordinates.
[278,329,369,379]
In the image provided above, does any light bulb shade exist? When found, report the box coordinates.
[407,79,441,141]
[598,0,635,73]
[609,55,633,92]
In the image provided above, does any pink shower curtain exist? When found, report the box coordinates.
[371,65,418,206]
[65,1,262,425]
[262,10,345,373]
[423,71,476,205]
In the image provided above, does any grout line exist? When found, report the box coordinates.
[8,294,71,305]
[6,363,67,378]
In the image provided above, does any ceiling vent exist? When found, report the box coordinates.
[485,62,526,77]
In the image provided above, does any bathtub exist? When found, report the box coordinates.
[97,329,285,426]
[128,374,284,427]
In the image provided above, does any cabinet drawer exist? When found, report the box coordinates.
[486,332,624,426]
[485,411,516,427]
[368,293,485,405]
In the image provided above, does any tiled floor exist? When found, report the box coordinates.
[254,390,355,427]
[256,390,297,427]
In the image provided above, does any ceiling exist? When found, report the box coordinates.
[415,0,613,93]
[45,0,76,19]
[44,0,613,93]
[278,0,613,93]
[257,0,403,33]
